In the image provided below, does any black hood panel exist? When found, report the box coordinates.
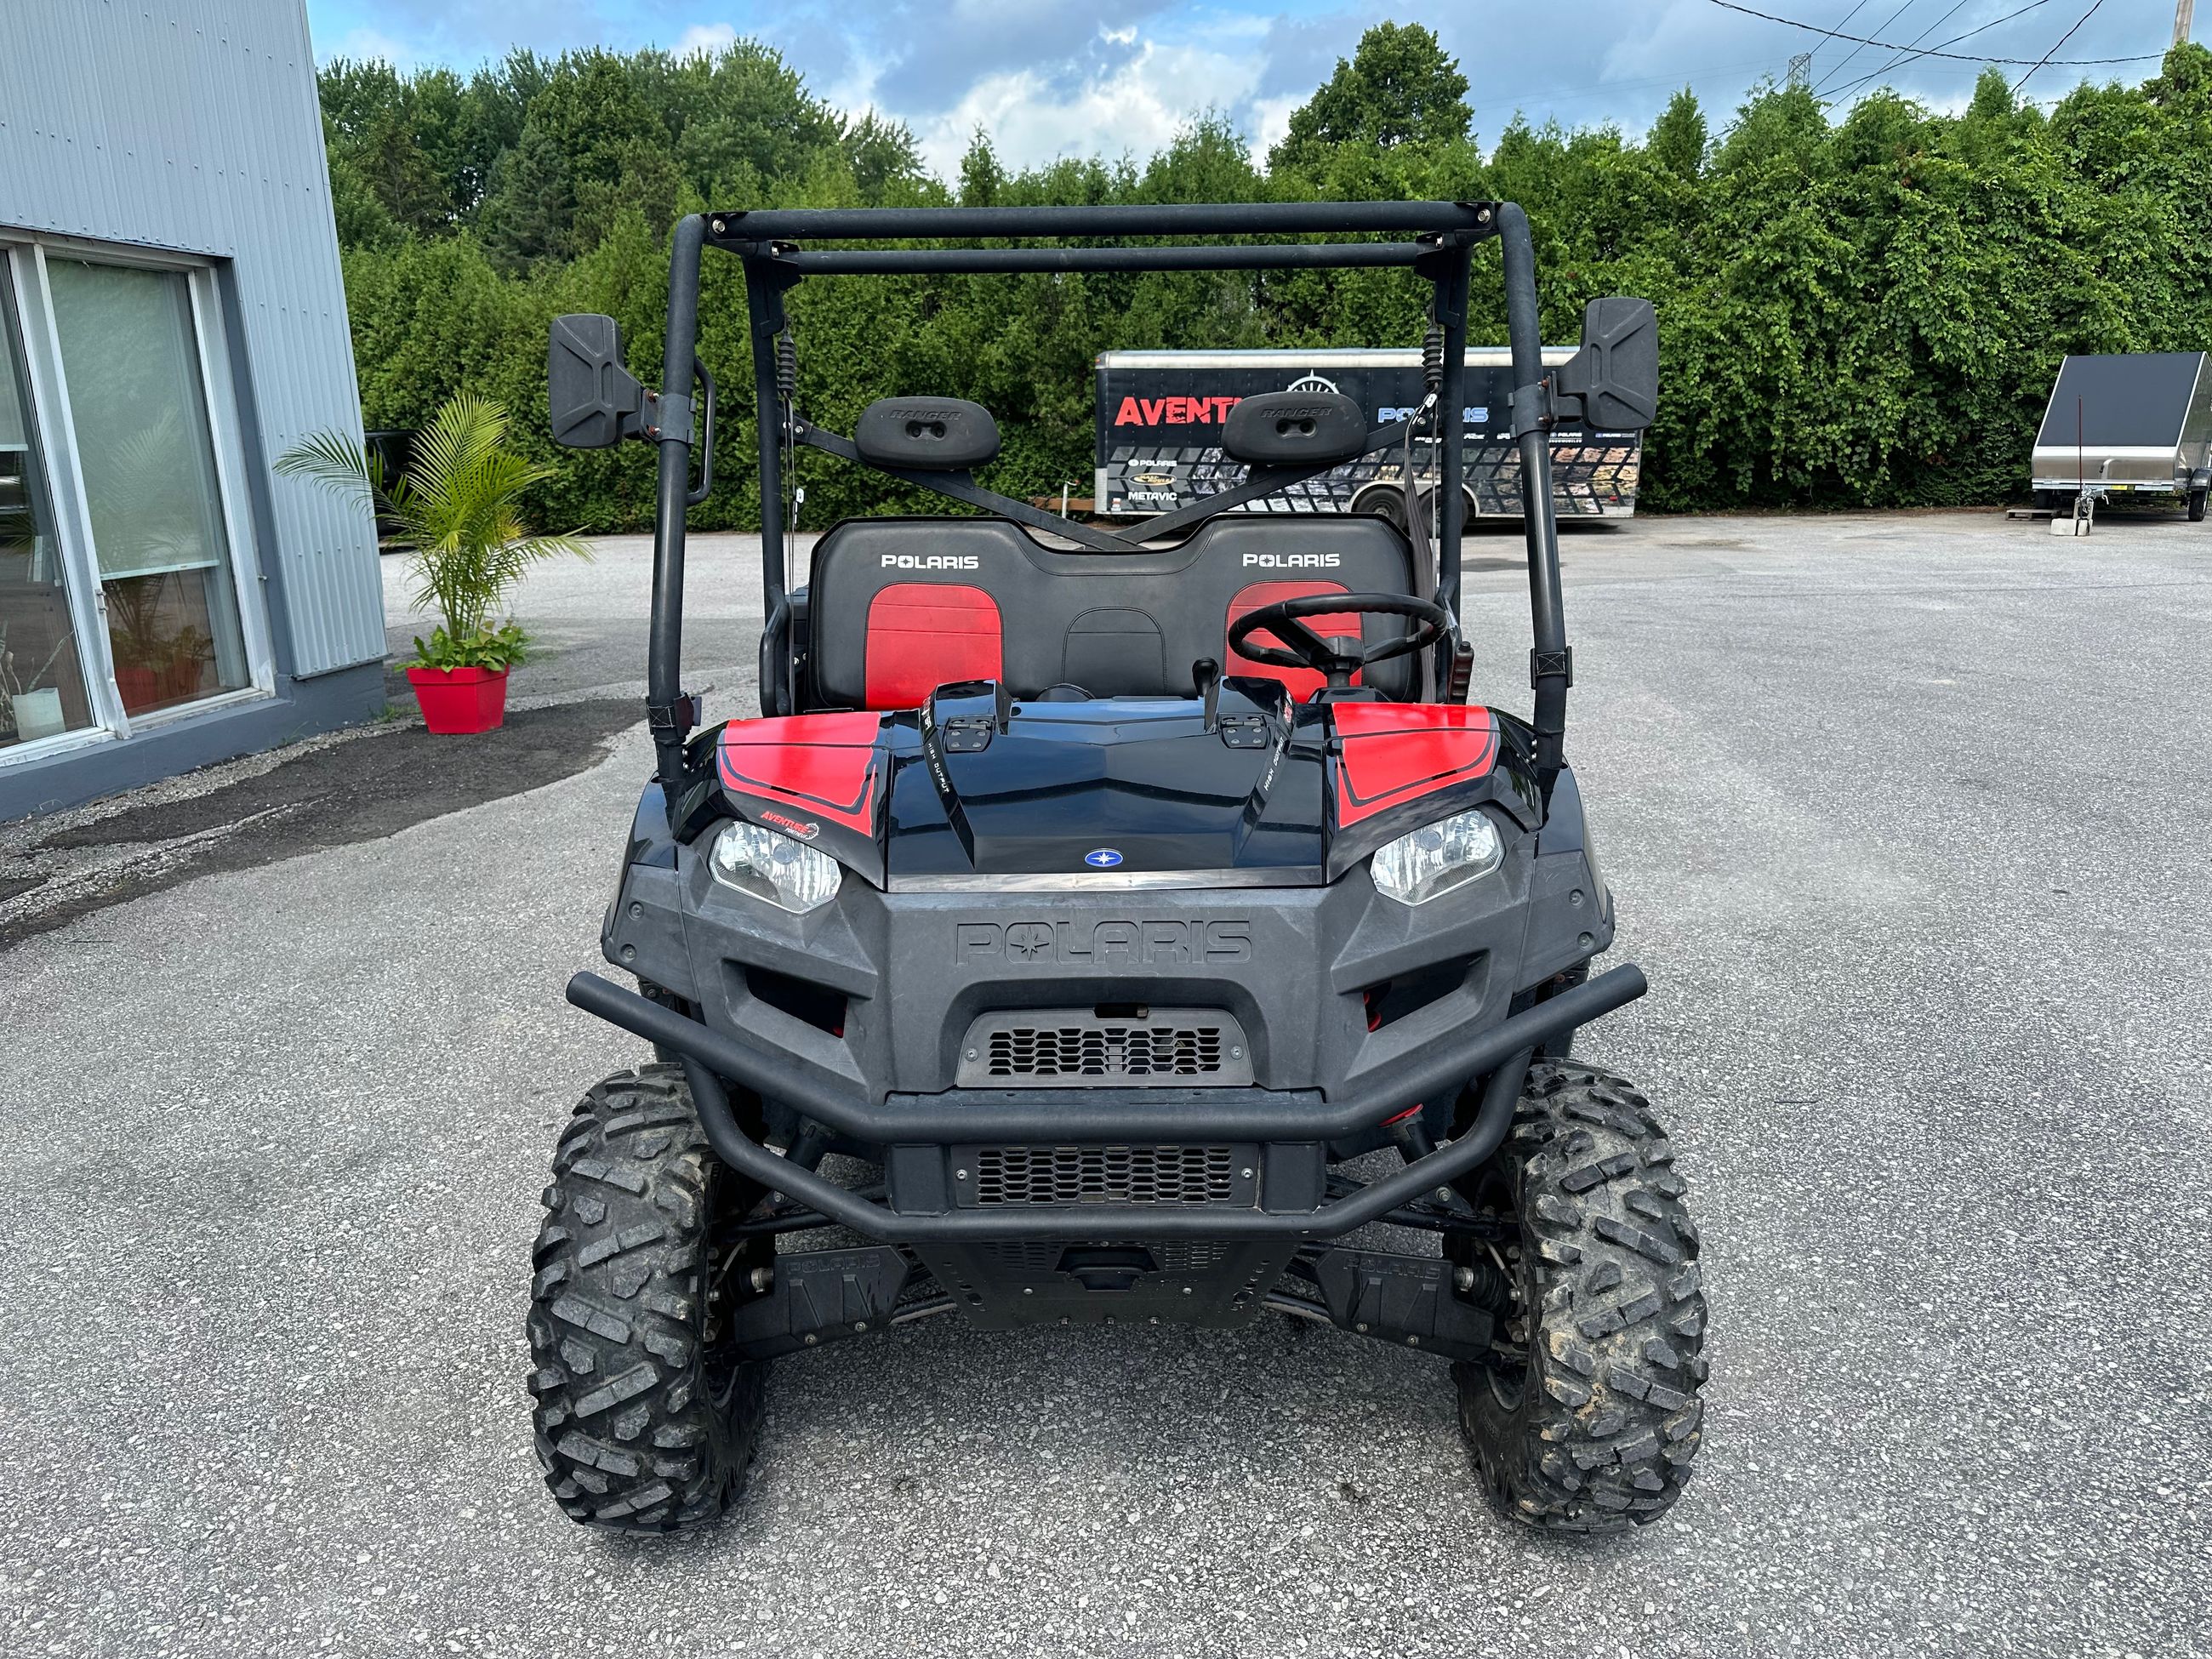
[884,682,1324,879]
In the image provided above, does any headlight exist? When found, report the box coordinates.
[709,820,842,915]
[1371,808,1503,906]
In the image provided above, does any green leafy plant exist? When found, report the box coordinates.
[276,392,588,670]
[325,34,2212,518]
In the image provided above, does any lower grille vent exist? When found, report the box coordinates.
[972,1144,1235,1206]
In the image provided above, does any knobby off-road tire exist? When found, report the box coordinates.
[1453,1060,1707,1531]
[527,1064,766,1531]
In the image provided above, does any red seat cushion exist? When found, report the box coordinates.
[1226,580,1360,700]
[863,583,1004,708]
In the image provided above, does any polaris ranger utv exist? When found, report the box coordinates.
[533,199,1706,1536]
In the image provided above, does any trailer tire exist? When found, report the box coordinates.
[2189,487,2207,523]
[1452,1060,1707,1532]
[1353,485,1409,532]
[527,1064,767,1532]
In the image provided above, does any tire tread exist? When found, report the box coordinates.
[527,1064,762,1533]
[1455,1059,1708,1532]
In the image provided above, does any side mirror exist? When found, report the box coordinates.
[549,314,645,448]
[1554,297,1658,431]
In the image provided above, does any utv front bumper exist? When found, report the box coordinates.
[567,961,1645,1245]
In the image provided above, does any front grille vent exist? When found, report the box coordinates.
[989,1022,1223,1079]
[956,1008,1253,1088]
[972,1144,1235,1206]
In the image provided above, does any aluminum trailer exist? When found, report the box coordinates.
[1095,347,1642,522]
[2032,352,2212,522]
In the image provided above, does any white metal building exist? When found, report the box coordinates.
[0,0,385,818]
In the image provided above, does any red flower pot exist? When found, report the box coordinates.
[116,659,209,713]
[406,664,510,734]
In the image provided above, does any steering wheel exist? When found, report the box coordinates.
[1228,591,1452,691]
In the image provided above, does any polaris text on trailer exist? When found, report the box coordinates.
[535,197,1705,1537]
[1095,346,1643,522]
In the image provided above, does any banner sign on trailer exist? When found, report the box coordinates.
[1093,349,1642,520]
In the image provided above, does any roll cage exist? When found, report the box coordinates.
[550,200,1657,810]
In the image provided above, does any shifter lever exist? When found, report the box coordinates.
[1192,657,1222,731]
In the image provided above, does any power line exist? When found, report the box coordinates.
[1818,0,1972,94]
[1813,0,1920,94]
[1705,0,2163,62]
[1810,0,1878,67]
[2014,0,2106,93]
[1823,0,2056,99]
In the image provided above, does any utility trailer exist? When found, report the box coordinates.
[2032,352,2212,522]
[1095,348,1642,522]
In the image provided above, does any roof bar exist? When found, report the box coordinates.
[708,201,1497,243]
[749,242,1434,276]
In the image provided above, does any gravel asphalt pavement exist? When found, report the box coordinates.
[2,510,2209,1657]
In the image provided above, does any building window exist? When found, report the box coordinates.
[0,277,92,753]
[0,237,269,764]
[47,259,253,716]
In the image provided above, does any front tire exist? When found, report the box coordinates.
[1453,1061,1708,1531]
[527,1064,766,1531]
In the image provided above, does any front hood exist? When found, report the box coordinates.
[714,683,1536,889]
[892,686,1322,880]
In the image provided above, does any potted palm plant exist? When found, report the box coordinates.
[277,393,588,733]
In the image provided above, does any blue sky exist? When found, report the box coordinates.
[302,1,2189,176]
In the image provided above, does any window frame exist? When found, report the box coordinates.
[0,231,277,768]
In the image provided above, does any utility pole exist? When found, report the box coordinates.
[2181,0,2198,48]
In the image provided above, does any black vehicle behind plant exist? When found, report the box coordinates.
[532,198,1704,1536]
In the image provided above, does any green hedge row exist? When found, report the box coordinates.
[333,41,2212,527]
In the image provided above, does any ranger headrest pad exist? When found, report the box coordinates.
[1221,390,1368,466]
[854,396,1001,471]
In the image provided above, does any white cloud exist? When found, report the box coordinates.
[908,22,1270,176]
[318,25,421,67]
[675,21,740,60]
[1248,90,1303,160]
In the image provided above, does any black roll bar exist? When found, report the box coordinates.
[708,201,1497,242]
[638,198,1570,796]
[734,242,1435,276]
[646,212,706,784]
[1498,203,1571,784]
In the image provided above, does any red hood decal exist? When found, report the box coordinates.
[1331,704,1499,828]
[717,713,885,835]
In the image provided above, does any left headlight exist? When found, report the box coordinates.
[1371,808,1503,906]
[708,820,842,915]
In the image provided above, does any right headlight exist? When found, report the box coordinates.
[1371,808,1503,906]
[708,820,842,915]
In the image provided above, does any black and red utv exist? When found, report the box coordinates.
[533,199,1706,1536]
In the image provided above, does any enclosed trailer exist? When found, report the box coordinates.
[2032,352,2212,521]
[1094,347,1642,521]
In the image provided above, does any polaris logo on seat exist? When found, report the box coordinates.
[881,555,980,569]
[1241,553,1341,568]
